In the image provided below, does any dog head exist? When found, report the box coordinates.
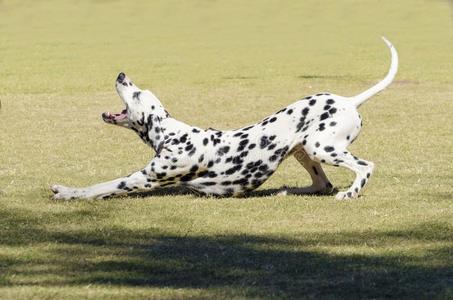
[102,72,169,128]
[102,72,169,150]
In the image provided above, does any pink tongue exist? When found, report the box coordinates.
[104,109,127,121]
[115,110,127,120]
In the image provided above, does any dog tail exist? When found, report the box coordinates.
[350,37,398,108]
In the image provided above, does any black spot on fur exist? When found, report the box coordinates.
[260,136,271,149]
[258,164,269,172]
[234,178,249,185]
[225,165,241,175]
[269,117,277,123]
[320,112,329,121]
[180,173,195,182]
[217,146,230,156]
[287,109,293,115]
[206,171,217,178]
[203,138,209,145]
[188,147,196,156]
[180,134,188,143]
[156,172,167,179]
[132,91,141,100]
[327,99,335,105]
[238,139,249,151]
[302,107,310,116]
[274,146,289,157]
[324,146,335,152]
[232,156,244,165]
[212,138,221,146]
[197,170,208,177]
[357,160,368,166]
[309,99,316,106]
[361,178,366,188]
[330,121,337,126]
[117,181,127,189]
[296,120,306,132]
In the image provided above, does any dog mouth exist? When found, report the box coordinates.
[102,109,128,123]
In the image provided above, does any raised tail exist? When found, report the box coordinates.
[350,37,398,108]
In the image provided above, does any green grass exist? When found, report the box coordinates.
[1,0,453,298]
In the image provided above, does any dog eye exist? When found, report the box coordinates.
[132,91,141,100]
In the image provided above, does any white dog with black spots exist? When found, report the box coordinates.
[51,37,398,200]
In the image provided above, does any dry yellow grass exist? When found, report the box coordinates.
[0,0,452,298]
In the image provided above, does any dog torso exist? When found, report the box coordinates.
[141,93,359,196]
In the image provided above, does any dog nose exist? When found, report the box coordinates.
[117,72,125,83]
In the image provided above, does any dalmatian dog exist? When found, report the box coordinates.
[51,37,398,200]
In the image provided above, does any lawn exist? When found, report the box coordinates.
[1,0,452,299]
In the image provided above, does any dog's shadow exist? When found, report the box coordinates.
[130,185,339,199]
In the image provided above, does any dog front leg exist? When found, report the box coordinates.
[51,169,157,200]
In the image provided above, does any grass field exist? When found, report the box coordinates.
[1,0,453,299]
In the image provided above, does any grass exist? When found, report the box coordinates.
[1,0,453,298]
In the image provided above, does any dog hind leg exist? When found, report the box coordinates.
[313,148,374,200]
[279,149,333,195]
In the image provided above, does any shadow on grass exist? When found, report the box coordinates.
[125,185,340,198]
[0,208,452,298]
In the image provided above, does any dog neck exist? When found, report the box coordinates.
[132,113,166,153]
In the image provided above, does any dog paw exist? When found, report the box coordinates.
[50,184,81,200]
[275,185,289,196]
[335,191,358,200]
[276,190,288,196]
